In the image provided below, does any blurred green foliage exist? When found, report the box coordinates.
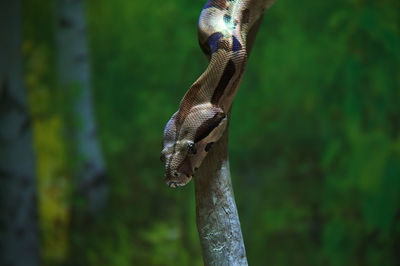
[23,0,400,265]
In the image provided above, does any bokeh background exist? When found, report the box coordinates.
[7,0,400,265]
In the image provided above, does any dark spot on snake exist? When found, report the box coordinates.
[233,20,238,28]
[211,60,236,104]
[232,36,242,51]
[207,32,223,54]
[194,112,226,143]
[205,142,214,152]
[224,14,231,24]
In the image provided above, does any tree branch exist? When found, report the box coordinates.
[195,118,247,266]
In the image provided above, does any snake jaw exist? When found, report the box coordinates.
[167,181,187,188]
[165,174,193,188]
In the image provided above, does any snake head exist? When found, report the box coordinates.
[161,105,227,188]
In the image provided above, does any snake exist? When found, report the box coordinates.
[161,0,276,188]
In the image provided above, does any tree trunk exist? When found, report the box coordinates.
[55,0,107,213]
[195,119,248,266]
[0,1,40,265]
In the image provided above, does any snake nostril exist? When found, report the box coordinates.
[173,172,179,177]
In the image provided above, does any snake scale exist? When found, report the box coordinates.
[161,0,275,188]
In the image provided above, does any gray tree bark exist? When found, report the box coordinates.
[195,121,248,266]
[55,0,107,213]
[0,1,40,265]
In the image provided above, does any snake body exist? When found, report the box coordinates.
[161,0,275,188]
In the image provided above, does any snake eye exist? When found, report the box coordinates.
[187,143,197,155]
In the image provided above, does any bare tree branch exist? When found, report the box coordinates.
[195,120,248,266]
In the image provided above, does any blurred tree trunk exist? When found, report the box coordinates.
[0,1,40,265]
[55,0,107,214]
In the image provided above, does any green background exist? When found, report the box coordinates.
[24,0,400,265]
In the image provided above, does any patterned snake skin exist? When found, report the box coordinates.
[161,0,276,188]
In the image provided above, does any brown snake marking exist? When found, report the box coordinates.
[161,0,276,188]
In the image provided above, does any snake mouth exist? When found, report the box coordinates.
[165,166,194,188]
[167,181,185,188]
[165,175,193,188]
